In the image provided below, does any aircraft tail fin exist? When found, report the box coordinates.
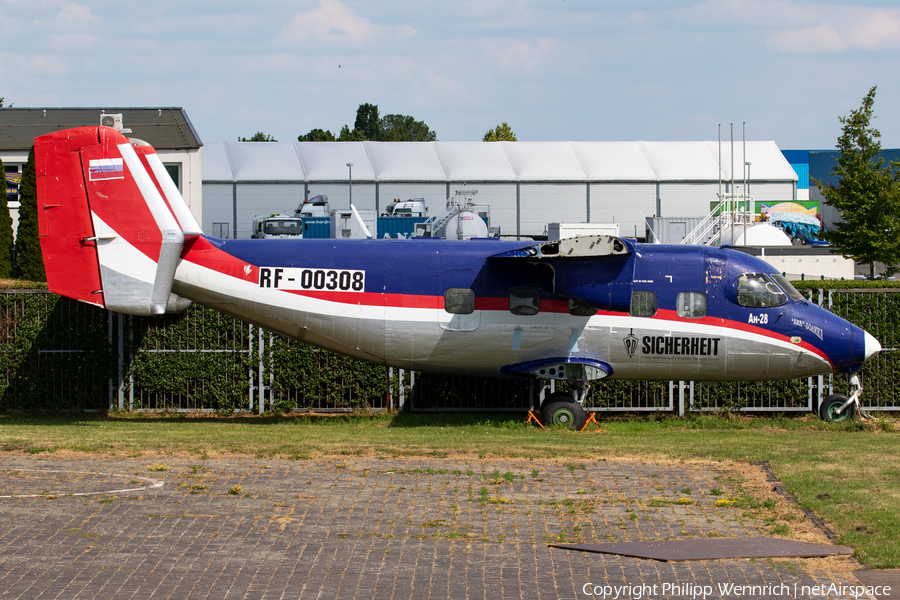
[36,126,193,315]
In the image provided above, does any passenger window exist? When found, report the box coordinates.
[510,288,540,316]
[444,288,475,314]
[736,274,787,308]
[568,298,596,317]
[629,291,658,317]
[677,292,707,318]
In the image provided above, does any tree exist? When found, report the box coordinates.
[337,124,367,141]
[816,87,900,278]
[483,122,517,142]
[304,103,438,141]
[239,132,277,142]
[297,128,336,142]
[14,147,45,282]
[380,114,436,141]
[0,157,13,279]
[354,103,381,140]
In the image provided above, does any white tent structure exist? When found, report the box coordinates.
[201,140,798,240]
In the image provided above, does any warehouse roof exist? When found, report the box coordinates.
[0,108,202,151]
[203,140,797,183]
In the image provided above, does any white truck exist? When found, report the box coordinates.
[382,198,427,218]
[298,194,330,218]
[251,213,304,239]
[250,195,332,239]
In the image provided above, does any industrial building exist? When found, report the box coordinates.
[784,148,900,233]
[0,108,203,235]
[6,107,886,248]
[201,140,799,240]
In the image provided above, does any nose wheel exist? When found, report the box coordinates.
[819,394,856,422]
[819,374,869,423]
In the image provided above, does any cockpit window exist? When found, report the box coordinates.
[770,273,805,301]
[736,273,788,308]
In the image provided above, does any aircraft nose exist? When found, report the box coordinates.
[864,330,882,363]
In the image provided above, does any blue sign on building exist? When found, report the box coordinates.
[5,172,19,198]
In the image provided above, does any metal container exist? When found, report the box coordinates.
[645,216,705,244]
[548,222,619,240]
[377,217,428,239]
[301,217,331,239]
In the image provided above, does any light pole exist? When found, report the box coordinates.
[744,161,751,241]
[346,162,353,206]
[745,161,751,206]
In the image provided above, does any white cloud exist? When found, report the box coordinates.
[685,0,821,27]
[746,3,900,54]
[19,53,71,76]
[57,1,95,24]
[282,0,415,47]
[479,38,556,73]
[47,32,99,49]
[768,23,846,53]
[419,68,476,102]
[847,10,900,50]
[679,1,900,53]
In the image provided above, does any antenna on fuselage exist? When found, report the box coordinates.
[350,204,373,239]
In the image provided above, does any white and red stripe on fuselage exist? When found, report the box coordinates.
[173,235,862,380]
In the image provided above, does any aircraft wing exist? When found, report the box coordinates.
[489,235,636,313]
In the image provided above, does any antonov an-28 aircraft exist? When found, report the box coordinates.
[34,127,881,427]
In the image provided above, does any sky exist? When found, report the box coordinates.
[3,0,900,149]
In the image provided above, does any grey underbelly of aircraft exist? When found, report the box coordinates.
[172,277,834,382]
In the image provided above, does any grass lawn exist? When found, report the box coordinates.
[1,411,898,568]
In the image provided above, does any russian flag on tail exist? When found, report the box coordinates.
[88,157,124,181]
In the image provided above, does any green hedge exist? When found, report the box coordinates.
[1,293,112,411]
[127,308,255,411]
[2,289,899,413]
[792,279,900,290]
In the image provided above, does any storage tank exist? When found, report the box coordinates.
[442,211,489,240]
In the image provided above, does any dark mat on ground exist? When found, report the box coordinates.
[853,570,900,599]
[550,537,854,562]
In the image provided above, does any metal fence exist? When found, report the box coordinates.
[2,290,897,414]
[1,291,112,412]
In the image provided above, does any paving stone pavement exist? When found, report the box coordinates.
[0,455,866,599]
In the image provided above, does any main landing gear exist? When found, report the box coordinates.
[508,360,607,430]
[535,376,590,431]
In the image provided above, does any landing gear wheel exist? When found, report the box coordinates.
[541,396,586,430]
[819,393,855,423]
